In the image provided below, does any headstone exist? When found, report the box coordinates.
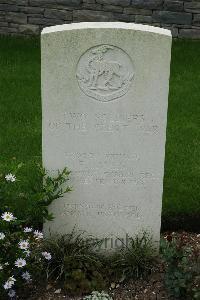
[42,22,172,250]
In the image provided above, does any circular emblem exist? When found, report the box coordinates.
[76,44,134,102]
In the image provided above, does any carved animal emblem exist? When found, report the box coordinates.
[87,46,124,90]
[76,44,134,102]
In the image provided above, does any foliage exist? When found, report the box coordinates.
[42,230,107,296]
[0,163,71,227]
[83,291,113,300]
[160,233,200,299]
[106,232,157,282]
[0,211,51,299]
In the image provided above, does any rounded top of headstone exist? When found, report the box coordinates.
[42,22,172,38]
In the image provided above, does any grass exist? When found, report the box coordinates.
[0,36,199,218]
[163,40,200,216]
[0,36,41,170]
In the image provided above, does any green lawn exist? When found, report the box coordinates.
[0,36,199,218]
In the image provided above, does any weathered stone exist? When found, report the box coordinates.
[42,22,172,250]
[0,0,200,39]
[83,0,96,3]
[102,5,124,13]
[56,0,81,6]
[0,21,8,26]
[113,13,134,22]
[73,9,113,21]
[82,3,102,10]
[0,26,18,33]
[6,12,27,24]
[135,15,152,23]
[29,0,56,7]
[131,0,163,10]
[124,7,152,15]
[96,0,130,7]
[29,17,64,25]
[179,28,200,39]
[164,0,183,12]
[20,6,44,14]
[184,2,200,13]
[0,4,19,11]
[19,24,40,34]
[9,22,19,27]
[30,0,80,6]
[28,13,45,18]
[153,11,192,25]
[44,9,72,20]
[0,0,28,4]
[193,14,200,26]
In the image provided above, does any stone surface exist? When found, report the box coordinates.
[179,28,200,38]
[135,15,153,23]
[73,10,113,22]
[0,0,199,38]
[5,12,27,24]
[193,14,200,26]
[42,22,172,250]
[19,6,44,14]
[184,2,200,13]
[131,0,163,10]
[44,9,72,20]
[0,4,19,11]
[29,16,64,25]
[164,0,183,12]
[102,5,123,13]
[96,0,130,7]
[19,23,40,34]
[153,11,192,25]
[0,0,28,4]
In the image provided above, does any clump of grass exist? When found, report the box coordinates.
[42,230,107,295]
[42,231,157,296]
[109,232,157,281]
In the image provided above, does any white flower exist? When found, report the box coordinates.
[0,264,3,270]
[22,271,31,281]
[24,250,31,257]
[33,230,43,239]
[14,258,26,268]
[3,281,12,290]
[8,276,16,285]
[3,277,16,290]
[5,173,16,182]
[0,232,5,240]
[1,212,15,222]
[18,240,29,250]
[42,251,52,260]
[4,262,9,266]
[8,289,16,298]
[24,227,33,233]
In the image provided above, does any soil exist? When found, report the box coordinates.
[20,232,200,300]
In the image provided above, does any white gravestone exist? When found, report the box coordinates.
[42,23,172,250]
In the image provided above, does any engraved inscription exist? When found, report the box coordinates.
[48,112,148,133]
[65,152,160,186]
[62,203,140,219]
[76,45,134,102]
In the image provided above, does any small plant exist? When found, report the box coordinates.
[42,230,107,295]
[0,211,52,299]
[0,163,71,227]
[110,232,157,281]
[83,291,113,300]
[161,233,200,299]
